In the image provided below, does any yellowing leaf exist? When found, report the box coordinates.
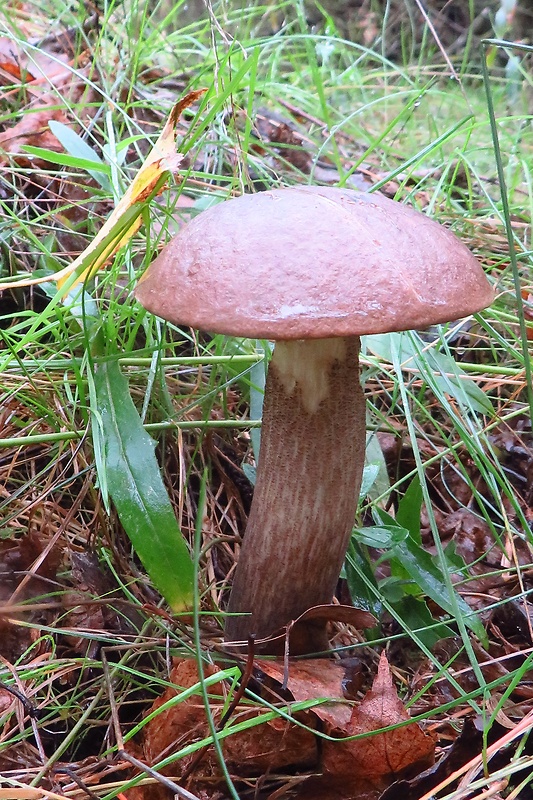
[0,89,206,295]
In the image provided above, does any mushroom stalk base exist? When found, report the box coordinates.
[225,336,365,654]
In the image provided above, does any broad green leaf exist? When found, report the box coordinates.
[444,539,469,575]
[364,430,391,504]
[48,120,113,192]
[353,524,409,548]
[49,120,107,164]
[396,475,423,544]
[390,534,485,641]
[391,595,455,648]
[368,502,485,642]
[385,519,421,591]
[345,540,382,617]
[94,360,194,610]
[379,575,411,604]
[359,463,380,500]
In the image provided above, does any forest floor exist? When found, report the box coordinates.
[1,1,533,798]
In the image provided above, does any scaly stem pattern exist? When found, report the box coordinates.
[225,336,365,654]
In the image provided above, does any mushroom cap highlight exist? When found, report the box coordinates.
[135,186,494,338]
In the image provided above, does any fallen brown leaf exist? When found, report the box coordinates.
[0,106,69,165]
[0,530,62,661]
[0,36,71,85]
[322,651,435,783]
[254,108,313,174]
[0,37,23,78]
[268,652,436,800]
[258,657,352,729]
[227,603,376,656]
[134,653,435,800]
[379,718,484,800]
[132,657,316,799]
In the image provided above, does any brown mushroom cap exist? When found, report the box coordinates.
[135,186,494,339]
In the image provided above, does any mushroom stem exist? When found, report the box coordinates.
[225,336,365,653]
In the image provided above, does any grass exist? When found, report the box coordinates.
[0,0,533,796]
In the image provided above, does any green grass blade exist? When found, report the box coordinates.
[22,145,112,181]
[481,39,533,421]
[366,332,493,416]
[48,120,113,191]
[94,359,194,610]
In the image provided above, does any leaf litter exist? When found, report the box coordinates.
[128,652,434,800]
[2,2,533,798]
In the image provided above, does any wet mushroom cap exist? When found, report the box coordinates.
[135,185,494,338]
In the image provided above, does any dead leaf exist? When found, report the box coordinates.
[297,604,376,629]
[322,651,435,792]
[257,657,352,729]
[0,88,206,295]
[137,657,316,796]
[0,107,69,165]
[379,717,481,800]
[254,108,313,173]
[233,603,376,656]
[265,653,436,800]
[136,654,436,800]
[0,37,24,78]
[0,531,62,661]
[62,552,143,657]
[143,658,222,769]
[0,36,71,85]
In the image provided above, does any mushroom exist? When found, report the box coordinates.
[135,186,494,654]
